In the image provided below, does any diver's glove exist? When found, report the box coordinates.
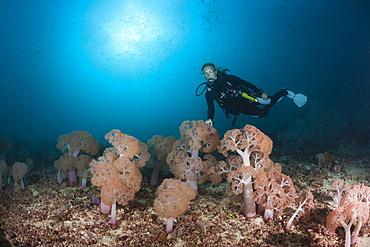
[261,92,268,100]
[205,119,214,126]
[254,88,268,100]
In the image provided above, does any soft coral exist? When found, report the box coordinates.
[252,170,295,220]
[330,179,350,207]
[146,135,177,186]
[89,130,148,229]
[219,124,273,218]
[154,179,196,233]
[327,184,370,246]
[285,191,313,233]
[166,120,218,195]
[327,201,369,247]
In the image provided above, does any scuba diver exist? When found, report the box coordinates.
[196,62,307,127]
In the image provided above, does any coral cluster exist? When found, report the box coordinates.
[1,121,370,247]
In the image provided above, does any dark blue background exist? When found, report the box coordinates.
[1,0,369,146]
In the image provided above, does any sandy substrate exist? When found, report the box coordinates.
[1,153,370,246]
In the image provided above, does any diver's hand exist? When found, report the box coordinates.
[261,92,268,100]
[205,119,214,126]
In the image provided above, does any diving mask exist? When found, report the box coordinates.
[202,68,216,79]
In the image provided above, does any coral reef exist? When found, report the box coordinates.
[1,123,370,246]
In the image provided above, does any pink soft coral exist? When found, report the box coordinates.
[219,124,272,218]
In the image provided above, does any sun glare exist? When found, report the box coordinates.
[81,2,179,79]
[106,5,161,54]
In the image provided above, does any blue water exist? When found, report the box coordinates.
[1,0,369,147]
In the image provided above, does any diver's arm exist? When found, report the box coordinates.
[205,91,215,121]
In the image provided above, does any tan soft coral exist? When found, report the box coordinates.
[56,130,99,158]
[285,191,314,233]
[218,125,272,165]
[105,130,140,159]
[154,178,196,233]
[90,150,142,229]
[330,179,350,207]
[327,201,369,247]
[327,184,370,246]
[252,171,295,220]
[90,151,142,207]
[54,153,76,185]
[131,141,150,168]
[90,148,118,188]
[56,130,99,185]
[219,124,273,218]
[12,162,27,190]
[185,121,219,154]
[315,152,333,170]
[208,155,243,184]
[146,135,176,186]
[167,149,207,195]
[75,154,93,190]
[105,129,149,170]
[89,130,147,229]
[177,120,219,156]
[166,120,219,195]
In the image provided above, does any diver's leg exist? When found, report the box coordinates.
[240,104,266,117]
[256,97,271,105]
[270,89,288,105]
[260,89,288,116]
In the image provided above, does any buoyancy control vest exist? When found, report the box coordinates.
[207,72,260,126]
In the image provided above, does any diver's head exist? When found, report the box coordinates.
[201,63,217,83]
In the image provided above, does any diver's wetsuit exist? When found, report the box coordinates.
[205,71,287,126]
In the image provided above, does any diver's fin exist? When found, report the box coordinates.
[285,89,307,107]
[285,89,295,99]
[293,94,307,107]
